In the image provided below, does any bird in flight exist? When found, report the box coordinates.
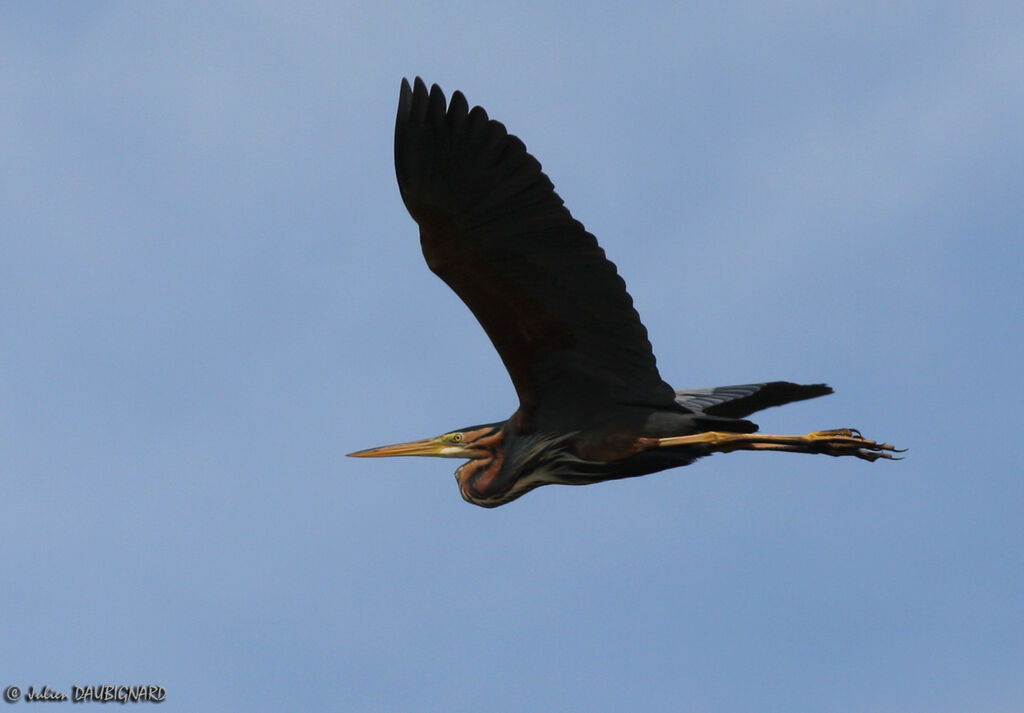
[349,77,901,508]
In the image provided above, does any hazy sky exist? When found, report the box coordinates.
[3,2,1022,712]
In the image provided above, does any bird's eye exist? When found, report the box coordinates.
[450,432,464,442]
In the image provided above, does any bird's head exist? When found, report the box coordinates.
[349,423,509,507]
[348,424,500,461]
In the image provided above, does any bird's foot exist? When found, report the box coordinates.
[801,428,905,461]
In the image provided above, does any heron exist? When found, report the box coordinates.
[349,77,901,508]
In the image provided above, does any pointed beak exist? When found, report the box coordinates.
[347,436,478,459]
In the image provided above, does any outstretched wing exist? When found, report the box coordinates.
[394,78,675,421]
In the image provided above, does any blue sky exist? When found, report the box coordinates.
[3,2,1022,711]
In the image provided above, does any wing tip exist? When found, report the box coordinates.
[397,77,413,123]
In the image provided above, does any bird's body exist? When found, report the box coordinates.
[350,78,900,507]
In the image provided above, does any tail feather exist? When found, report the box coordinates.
[674,382,833,419]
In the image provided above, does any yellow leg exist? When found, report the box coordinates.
[656,428,903,462]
